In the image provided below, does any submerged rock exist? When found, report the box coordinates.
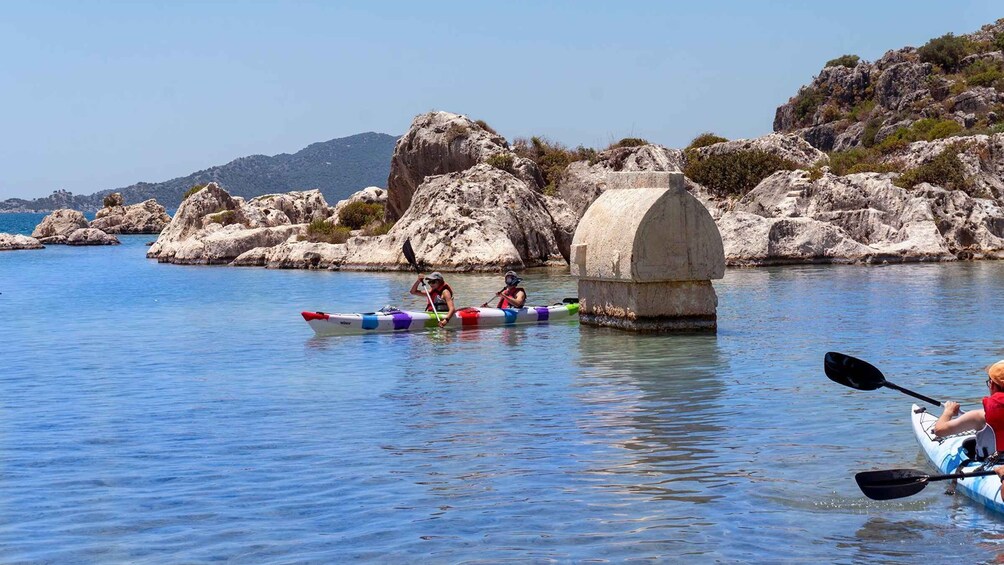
[0,233,44,251]
[233,240,347,269]
[32,209,89,243]
[66,228,120,246]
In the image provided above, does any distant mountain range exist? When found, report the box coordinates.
[0,132,398,212]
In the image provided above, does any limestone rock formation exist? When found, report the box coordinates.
[232,240,347,269]
[243,190,331,227]
[66,228,120,246]
[90,196,172,234]
[31,209,89,243]
[0,233,44,251]
[331,186,387,224]
[386,111,543,220]
[343,164,572,271]
[775,20,1004,151]
[720,169,1004,264]
[148,183,334,264]
[690,133,826,168]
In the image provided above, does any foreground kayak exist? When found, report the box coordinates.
[911,403,1004,513]
[302,303,580,336]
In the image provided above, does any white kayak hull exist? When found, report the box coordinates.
[911,403,1004,514]
[302,303,580,336]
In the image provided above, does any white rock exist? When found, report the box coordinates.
[0,233,44,251]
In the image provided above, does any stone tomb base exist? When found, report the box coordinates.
[577,279,718,332]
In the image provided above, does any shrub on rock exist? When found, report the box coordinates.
[684,150,798,197]
[918,33,971,72]
[338,201,385,229]
[306,219,351,243]
[686,133,728,150]
[895,144,973,194]
[825,54,860,68]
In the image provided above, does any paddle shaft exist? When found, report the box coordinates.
[921,469,1000,482]
[402,239,441,323]
[881,382,943,408]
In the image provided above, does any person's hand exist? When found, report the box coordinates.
[943,401,961,418]
[480,302,489,308]
[416,274,425,282]
[438,318,448,328]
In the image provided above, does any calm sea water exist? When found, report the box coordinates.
[4,214,1004,562]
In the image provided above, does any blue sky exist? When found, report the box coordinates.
[1,1,1000,200]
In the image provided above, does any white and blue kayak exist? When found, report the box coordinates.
[302,303,579,336]
[912,403,1004,514]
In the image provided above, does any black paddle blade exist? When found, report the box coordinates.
[855,468,930,500]
[402,239,418,271]
[824,352,887,391]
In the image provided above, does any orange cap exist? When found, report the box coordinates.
[988,361,1004,387]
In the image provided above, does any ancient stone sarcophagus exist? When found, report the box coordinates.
[570,171,725,332]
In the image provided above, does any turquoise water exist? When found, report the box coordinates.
[4,219,1004,561]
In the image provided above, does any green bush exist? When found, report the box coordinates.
[513,136,597,190]
[362,220,394,236]
[485,152,515,173]
[847,99,876,122]
[862,119,882,148]
[687,132,728,150]
[338,201,385,230]
[183,183,210,200]
[683,150,797,197]
[794,87,823,123]
[918,33,971,72]
[474,119,498,135]
[306,219,351,244]
[608,137,649,149]
[445,123,469,143]
[965,59,1004,87]
[825,54,860,68]
[826,148,902,175]
[995,32,1004,52]
[208,209,240,226]
[102,194,120,208]
[895,144,971,193]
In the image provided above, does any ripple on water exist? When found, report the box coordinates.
[4,242,1004,561]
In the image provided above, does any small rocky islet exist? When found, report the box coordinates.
[10,19,1004,265]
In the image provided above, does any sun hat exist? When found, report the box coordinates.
[988,360,1004,387]
[425,272,444,282]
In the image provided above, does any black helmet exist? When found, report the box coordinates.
[504,270,521,287]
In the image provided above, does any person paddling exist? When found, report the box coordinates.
[483,270,526,309]
[933,360,1004,478]
[410,271,455,327]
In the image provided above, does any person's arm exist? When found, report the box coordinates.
[933,401,986,437]
[510,290,526,308]
[409,275,425,297]
[439,289,456,327]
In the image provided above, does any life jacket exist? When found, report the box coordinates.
[426,282,453,312]
[978,392,1004,455]
[497,287,526,309]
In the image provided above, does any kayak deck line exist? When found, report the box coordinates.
[302,303,580,336]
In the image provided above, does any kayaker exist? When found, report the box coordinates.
[933,360,1004,474]
[482,270,526,308]
[410,271,455,327]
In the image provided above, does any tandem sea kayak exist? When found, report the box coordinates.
[302,303,580,336]
[911,403,1004,514]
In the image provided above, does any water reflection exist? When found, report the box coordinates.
[573,328,727,503]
